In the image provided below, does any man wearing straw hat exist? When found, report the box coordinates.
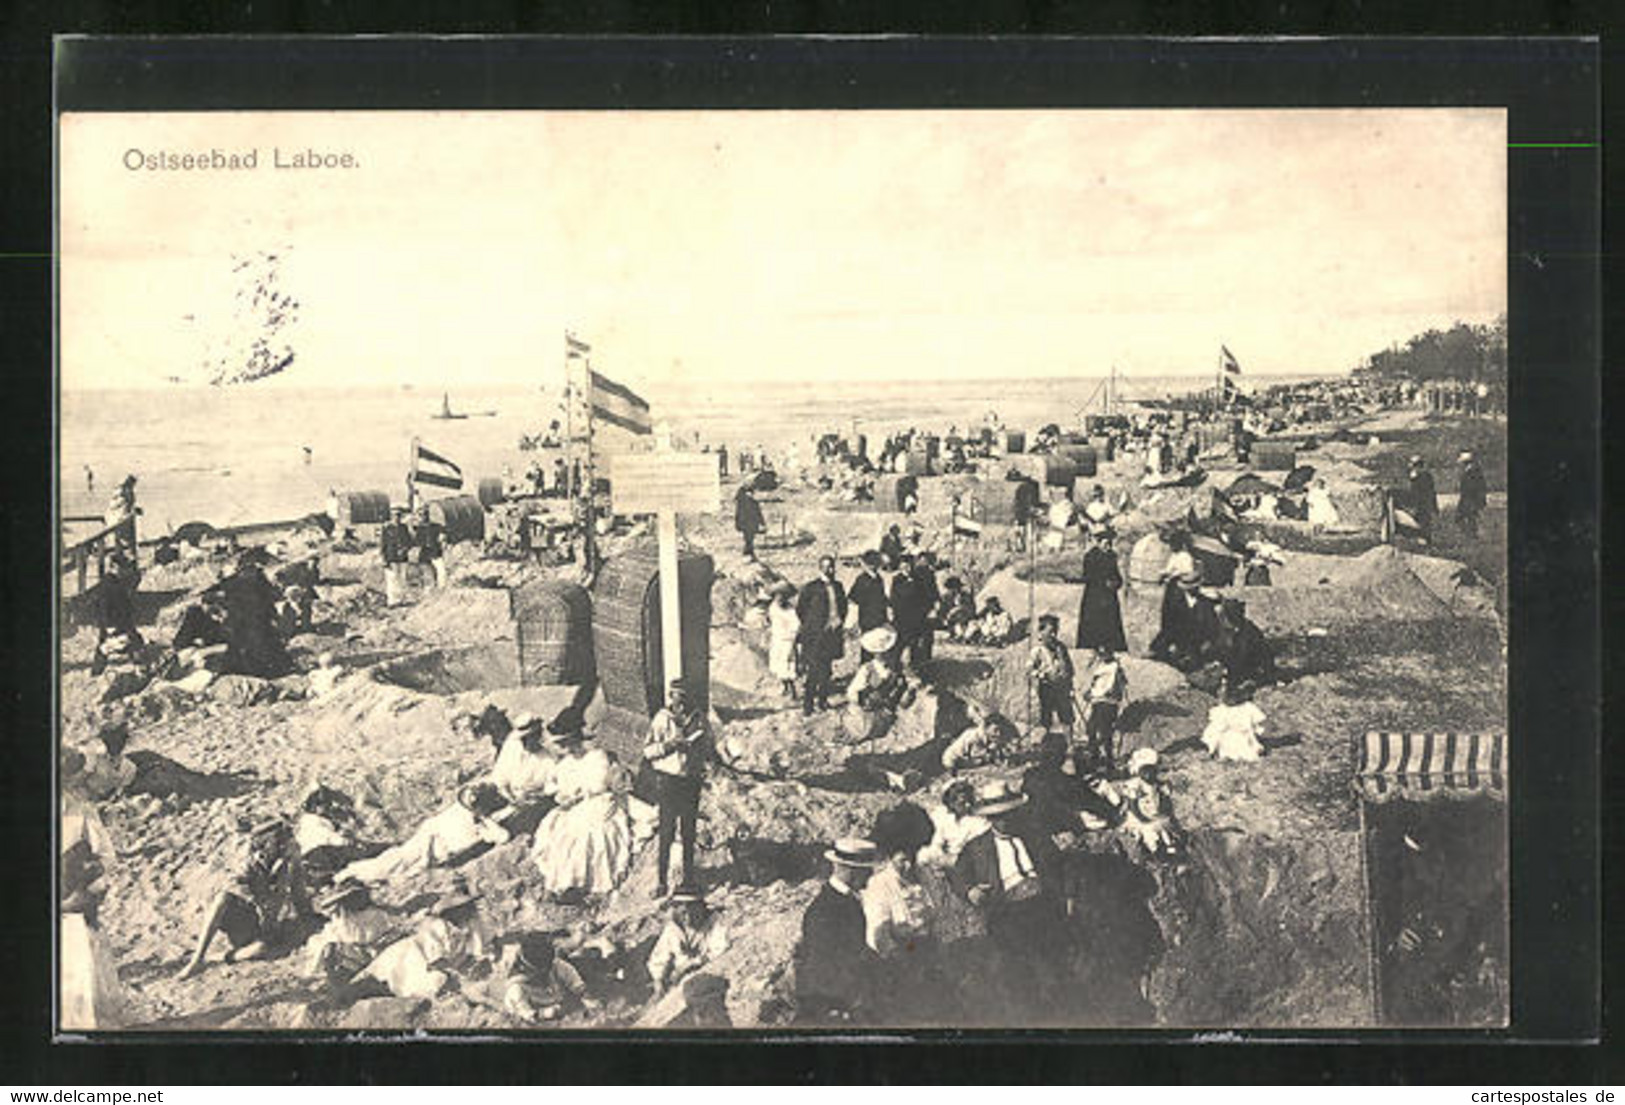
[954,781,1069,1017]
[793,837,883,1024]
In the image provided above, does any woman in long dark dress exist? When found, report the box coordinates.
[1076,528,1129,652]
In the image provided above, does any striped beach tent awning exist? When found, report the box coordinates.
[1353,731,1505,803]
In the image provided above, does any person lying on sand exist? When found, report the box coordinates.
[336,783,511,885]
[940,705,1012,773]
[177,817,319,979]
[302,880,393,983]
[353,882,493,1000]
[73,721,138,802]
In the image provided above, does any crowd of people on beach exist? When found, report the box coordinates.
[61,371,1500,1029]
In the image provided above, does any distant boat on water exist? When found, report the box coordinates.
[431,391,497,420]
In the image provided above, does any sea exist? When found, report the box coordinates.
[59,374,1307,536]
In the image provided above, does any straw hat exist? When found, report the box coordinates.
[860,625,898,655]
[823,837,881,868]
[972,780,1028,817]
[1127,747,1161,775]
[666,882,707,908]
[431,883,479,917]
[317,880,372,913]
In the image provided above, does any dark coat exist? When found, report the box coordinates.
[1409,470,1438,521]
[417,521,444,559]
[379,521,412,564]
[1076,546,1128,652]
[793,882,878,1022]
[1457,465,1488,515]
[734,489,765,536]
[889,572,929,637]
[911,564,941,622]
[795,577,848,645]
[953,824,1062,907]
[848,571,890,632]
[217,567,292,678]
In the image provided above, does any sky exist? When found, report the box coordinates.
[60,109,1506,394]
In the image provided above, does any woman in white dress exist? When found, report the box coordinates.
[337,783,511,884]
[1200,680,1268,762]
[530,707,633,897]
[1305,479,1340,529]
[766,584,802,700]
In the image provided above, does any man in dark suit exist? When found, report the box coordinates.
[889,551,929,671]
[954,783,1072,1023]
[796,555,848,715]
[848,551,890,662]
[734,484,766,559]
[793,838,882,1025]
[1407,455,1438,544]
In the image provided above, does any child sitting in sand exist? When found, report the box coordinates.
[494,931,590,1022]
[973,597,1014,646]
[918,780,990,867]
[1200,679,1269,762]
[940,706,1012,773]
[1115,748,1183,860]
[647,884,730,996]
[353,882,493,1000]
[302,880,392,983]
[177,817,319,979]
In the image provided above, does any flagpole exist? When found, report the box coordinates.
[564,337,574,502]
[584,354,597,574]
[408,436,419,513]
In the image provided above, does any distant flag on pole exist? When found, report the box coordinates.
[411,441,464,490]
[565,332,592,359]
[1221,345,1243,375]
[589,369,654,436]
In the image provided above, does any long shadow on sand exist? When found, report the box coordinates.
[126,751,266,802]
[1116,699,1192,733]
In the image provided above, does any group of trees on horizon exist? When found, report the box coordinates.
[1354,315,1506,384]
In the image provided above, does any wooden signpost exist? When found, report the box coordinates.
[607,449,722,691]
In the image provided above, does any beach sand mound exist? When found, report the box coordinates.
[393,584,517,650]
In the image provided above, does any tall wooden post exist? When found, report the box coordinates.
[656,507,683,690]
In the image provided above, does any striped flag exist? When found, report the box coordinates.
[411,441,463,490]
[1221,345,1242,375]
[589,369,653,436]
[1353,731,1505,803]
[565,332,592,359]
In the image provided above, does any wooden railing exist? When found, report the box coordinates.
[60,515,136,596]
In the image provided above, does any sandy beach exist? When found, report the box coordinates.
[58,397,1507,1031]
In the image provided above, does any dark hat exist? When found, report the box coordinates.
[513,931,556,974]
[824,837,881,868]
[861,550,882,568]
[457,782,506,816]
[547,705,588,740]
[120,474,138,487]
[1037,613,1060,630]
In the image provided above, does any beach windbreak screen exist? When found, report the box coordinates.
[57,108,1507,1032]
